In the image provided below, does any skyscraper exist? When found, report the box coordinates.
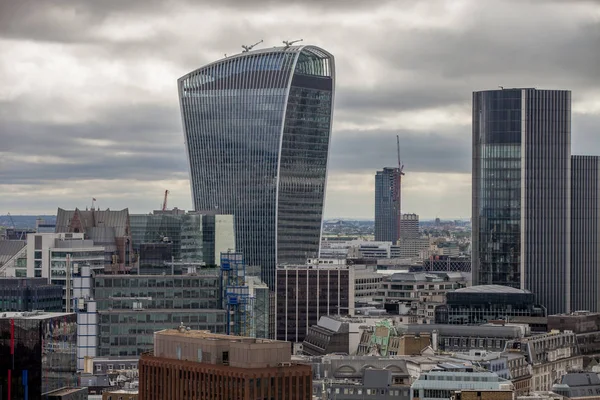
[375,167,402,242]
[472,88,571,314]
[178,45,335,288]
[571,155,600,312]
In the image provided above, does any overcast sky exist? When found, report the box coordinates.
[0,0,599,219]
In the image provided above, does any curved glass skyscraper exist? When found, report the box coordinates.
[178,45,335,288]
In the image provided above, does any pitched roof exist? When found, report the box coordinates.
[0,240,26,266]
[56,208,130,237]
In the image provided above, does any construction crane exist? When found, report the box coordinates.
[242,39,263,52]
[283,39,303,48]
[396,135,405,176]
[162,190,170,211]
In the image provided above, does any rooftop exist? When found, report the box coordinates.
[0,311,74,320]
[454,285,530,294]
[156,328,282,344]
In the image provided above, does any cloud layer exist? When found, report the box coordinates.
[1,0,599,218]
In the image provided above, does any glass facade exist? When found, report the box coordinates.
[435,286,547,325]
[375,167,401,242]
[0,313,77,399]
[472,89,572,314]
[0,278,63,312]
[179,45,335,288]
[94,274,226,356]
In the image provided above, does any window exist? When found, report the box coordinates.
[107,364,113,371]
[96,365,102,372]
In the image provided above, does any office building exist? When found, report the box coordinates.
[552,373,600,398]
[0,277,63,312]
[179,45,335,289]
[472,88,572,314]
[139,328,312,400]
[130,210,235,267]
[547,311,600,356]
[570,156,600,312]
[55,207,134,273]
[375,167,402,242]
[399,213,419,241]
[94,272,226,356]
[411,365,514,400]
[276,259,372,343]
[0,311,78,399]
[435,285,547,326]
[314,368,411,400]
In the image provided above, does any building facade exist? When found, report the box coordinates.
[179,45,335,289]
[375,167,402,242]
[0,311,78,399]
[435,285,547,325]
[570,156,600,312]
[275,260,353,343]
[399,213,419,241]
[139,328,312,400]
[94,273,226,356]
[0,277,63,312]
[472,88,572,314]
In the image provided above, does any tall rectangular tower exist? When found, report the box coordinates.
[472,88,571,314]
[375,167,401,242]
[179,45,335,289]
[571,155,600,312]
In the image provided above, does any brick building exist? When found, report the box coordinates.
[139,327,312,400]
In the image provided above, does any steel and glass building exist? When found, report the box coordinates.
[178,45,335,288]
[375,167,402,242]
[571,156,600,312]
[472,88,571,314]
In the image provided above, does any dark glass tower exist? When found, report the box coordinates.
[571,155,600,312]
[179,45,335,288]
[375,167,402,242]
[472,88,571,314]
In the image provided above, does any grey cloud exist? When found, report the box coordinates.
[329,128,471,175]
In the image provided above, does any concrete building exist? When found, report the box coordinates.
[139,328,312,399]
[472,88,572,314]
[505,331,584,391]
[316,368,411,400]
[376,271,469,323]
[553,372,600,399]
[411,364,514,400]
[180,45,335,290]
[570,156,600,312]
[399,213,419,241]
[547,312,600,358]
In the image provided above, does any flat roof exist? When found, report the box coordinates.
[454,285,530,294]
[0,311,74,320]
[156,328,286,344]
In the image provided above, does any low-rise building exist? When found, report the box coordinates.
[435,285,547,325]
[376,271,469,323]
[548,312,600,358]
[411,364,514,400]
[315,368,411,400]
[505,331,584,391]
[552,372,600,399]
[139,327,312,400]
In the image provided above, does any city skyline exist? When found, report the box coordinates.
[1,0,599,219]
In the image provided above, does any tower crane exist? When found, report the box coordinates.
[283,39,303,48]
[162,190,170,211]
[242,40,263,52]
[396,135,405,176]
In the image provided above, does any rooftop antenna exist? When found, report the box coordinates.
[242,39,263,52]
[283,39,303,48]
[499,86,504,90]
